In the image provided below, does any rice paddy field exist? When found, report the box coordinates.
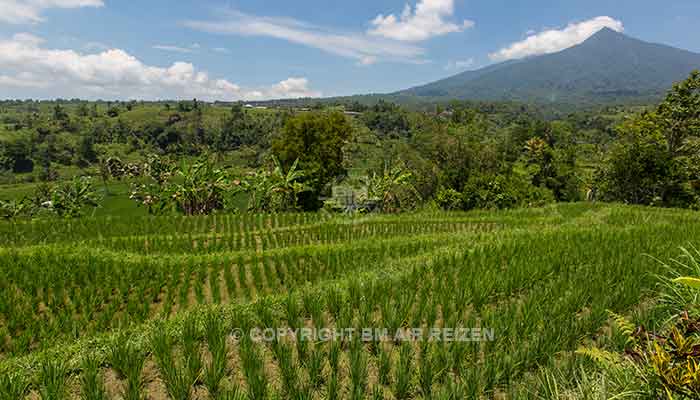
[1,203,698,399]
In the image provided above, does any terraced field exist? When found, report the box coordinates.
[1,203,698,399]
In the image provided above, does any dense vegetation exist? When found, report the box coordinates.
[2,71,699,217]
[1,203,699,399]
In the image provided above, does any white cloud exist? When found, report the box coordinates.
[184,10,427,64]
[153,45,194,54]
[445,58,475,71]
[489,16,624,62]
[0,34,321,100]
[0,0,103,24]
[368,0,474,41]
[153,43,204,54]
[265,78,320,99]
[212,47,230,54]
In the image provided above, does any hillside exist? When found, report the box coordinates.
[399,28,700,105]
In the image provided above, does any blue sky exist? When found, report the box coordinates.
[0,0,699,100]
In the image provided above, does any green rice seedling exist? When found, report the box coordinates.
[223,257,236,300]
[151,327,194,400]
[301,291,325,330]
[434,380,466,400]
[182,314,203,384]
[236,255,250,299]
[296,331,309,365]
[328,340,341,373]
[249,257,264,293]
[80,354,107,400]
[348,279,362,310]
[214,386,247,400]
[377,344,392,386]
[0,372,28,400]
[358,299,374,336]
[284,291,301,330]
[349,338,368,400]
[326,372,339,400]
[203,312,228,398]
[275,340,299,398]
[425,297,438,330]
[210,263,222,304]
[371,386,385,400]
[325,285,344,321]
[38,357,68,400]
[336,305,354,336]
[255,298,278,330]
[449,340,468,377]
[195,264,207,304]
[307,345,325,389]
[108,337,146,400]
[238,336,268,400]
[462,361,482,398]
[394,342,413,400]
[418,342,435,398]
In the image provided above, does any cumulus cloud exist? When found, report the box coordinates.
[184,9,427,64]
[0,33,321,100]
[489,16,624,62]
[368,0,474,41]
[0,0,103,24]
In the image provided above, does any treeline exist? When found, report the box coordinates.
[1,71,699,215]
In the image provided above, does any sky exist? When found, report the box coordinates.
[0,0,699,101]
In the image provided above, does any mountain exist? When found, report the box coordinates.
[398,28,700,105]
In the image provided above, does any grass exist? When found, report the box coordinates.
[0,203,698,398]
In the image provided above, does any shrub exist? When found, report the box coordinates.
[50,176,101,218]
[435,188,462,210]
[462,173,553,211]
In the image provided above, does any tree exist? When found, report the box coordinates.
[361,100,410,137]
[657,70,700,157]
[242,157,309,213]
[77,135,97,167]
[272,111,352,208]
[364,160,422,213]
[597,71,700,207]
[130,155,232,215]
[52,104,68,121]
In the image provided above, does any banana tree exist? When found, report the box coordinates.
[242,157,308,213]
[364,161,422,213]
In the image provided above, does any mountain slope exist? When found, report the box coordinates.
[399,28,700,104]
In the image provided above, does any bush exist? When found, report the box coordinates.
[435,188,462,210]
[50,176,101,218]
[462,173,553,211]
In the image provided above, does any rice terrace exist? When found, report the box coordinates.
[1,204,700,399]
[2,0,700,399]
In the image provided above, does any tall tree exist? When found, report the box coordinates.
[272,111,352,208]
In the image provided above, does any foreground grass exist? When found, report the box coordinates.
[0,203,698,399]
